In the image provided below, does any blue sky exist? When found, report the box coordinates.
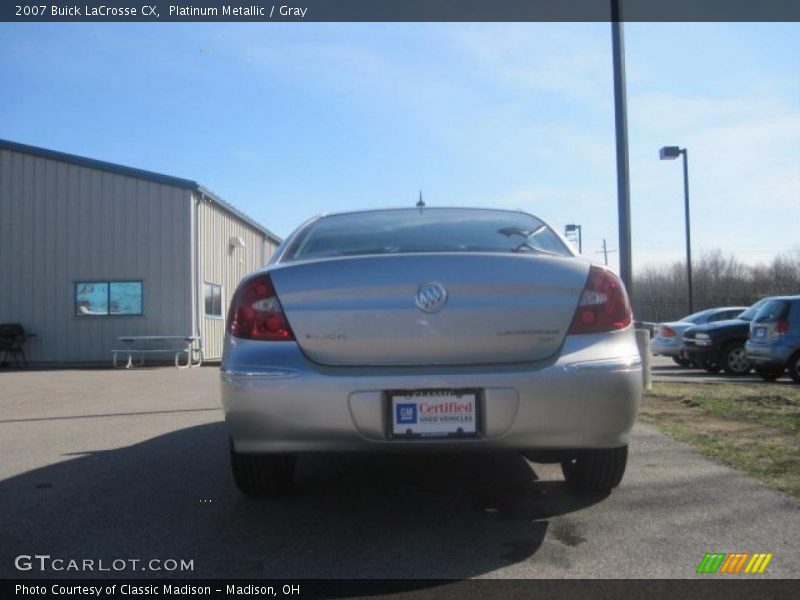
[1,22,798,271]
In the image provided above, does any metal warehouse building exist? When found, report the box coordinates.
[0,139,281,364]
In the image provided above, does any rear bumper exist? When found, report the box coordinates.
[220,330,642,454]
[745,341,793,367]
[650,338,682,357]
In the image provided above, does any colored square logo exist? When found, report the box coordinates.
[396,403,417,424]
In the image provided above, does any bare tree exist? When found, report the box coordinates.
[631,248,800,322]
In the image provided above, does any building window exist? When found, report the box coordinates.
[204,283,223,318]
[76,281,143,316]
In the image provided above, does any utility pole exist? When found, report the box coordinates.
[597,238,617,266]
[611,0,633,296]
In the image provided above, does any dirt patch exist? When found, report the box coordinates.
[738,394,798,407]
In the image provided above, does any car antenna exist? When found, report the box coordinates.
[416,190,425,210]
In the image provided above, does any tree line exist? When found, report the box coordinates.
[631,249,800,322]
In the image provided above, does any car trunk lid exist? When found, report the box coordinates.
[268,253,589,366]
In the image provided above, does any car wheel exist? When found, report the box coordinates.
[703,361,721,374]
[230,439,296,497]
[672,356,691,367]
[722,342,751,376]
[755,367,783,382]
[561,446,627,492]
[790,353,800,384]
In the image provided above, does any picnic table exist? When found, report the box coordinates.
[112,335,203,369]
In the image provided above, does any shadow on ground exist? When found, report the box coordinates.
[0,423,606,579]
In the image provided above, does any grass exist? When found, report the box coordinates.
[641,382,800,498]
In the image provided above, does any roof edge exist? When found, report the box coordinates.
[0,138,198,189]
[197,185,282,244]
[0,137,281,243]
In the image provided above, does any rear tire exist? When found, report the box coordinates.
[755,367,783,382]
[230,440,296,497]
[561,446,628,492]
[722,342,751,376]
[672,356,691,367]
[789,353,800,384]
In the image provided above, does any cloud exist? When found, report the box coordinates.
[214,23,797,270]
[441,23,612,111]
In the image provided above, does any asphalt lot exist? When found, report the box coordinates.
[0,367,798,579]
[650,354,797,385]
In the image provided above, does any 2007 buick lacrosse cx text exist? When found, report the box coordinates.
[220,207,642,496]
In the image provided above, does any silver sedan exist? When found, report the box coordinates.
[221,208,642,496]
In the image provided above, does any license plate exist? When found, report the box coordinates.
[753,327,766,339]
[389,389,479,438]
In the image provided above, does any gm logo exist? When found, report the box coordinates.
[697,552,773,574]
[396,403,417,424]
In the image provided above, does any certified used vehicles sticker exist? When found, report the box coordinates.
[391,390,476,436]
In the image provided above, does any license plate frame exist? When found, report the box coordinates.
[386,388,482,440]
[753,327,766,340]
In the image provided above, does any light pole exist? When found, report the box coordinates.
[565,224,582,254]
[659,145,693,313]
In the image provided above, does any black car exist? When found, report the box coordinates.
[682,299,770,375]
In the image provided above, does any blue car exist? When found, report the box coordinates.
[745,295,800,383]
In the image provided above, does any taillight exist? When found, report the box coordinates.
[775,320,789,335]
[660,326,676,338]
[228,274,295,341]
[567,265,632,335]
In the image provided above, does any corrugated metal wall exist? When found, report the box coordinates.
[0,148,193,363]
[198,197,279,359]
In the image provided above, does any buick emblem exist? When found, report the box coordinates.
[415,281,448,314]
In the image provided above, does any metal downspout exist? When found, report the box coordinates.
[195,192,205,349]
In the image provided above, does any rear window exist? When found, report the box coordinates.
[683,309,713,324]
[721,309,745,320]
[283,209,572,261]
[738,299,770,322]
[754,299,790,323]
[709,309,742,323]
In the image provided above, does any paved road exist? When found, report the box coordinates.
[650,354,797,385]
[0,368,797,579]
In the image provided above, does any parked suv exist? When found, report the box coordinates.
[745,296,800,383]
[682,299,770,375]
